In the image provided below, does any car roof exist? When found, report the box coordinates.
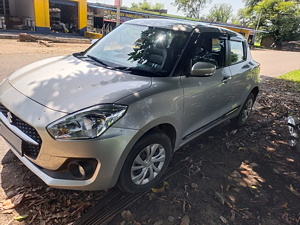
[125,18,245,39]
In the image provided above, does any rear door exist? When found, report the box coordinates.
[227,39,252,111]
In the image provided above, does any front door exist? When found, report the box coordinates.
[178,33,232,140]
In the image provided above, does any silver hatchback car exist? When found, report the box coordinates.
[0,19,259,193]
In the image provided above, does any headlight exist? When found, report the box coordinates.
[47,104,127,140]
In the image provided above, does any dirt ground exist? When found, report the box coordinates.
[0,39,91,80]
[0,39,89,55]
[108,79,300,225]
[0,39,300,225]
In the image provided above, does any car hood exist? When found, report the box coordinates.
[8,55,152,113]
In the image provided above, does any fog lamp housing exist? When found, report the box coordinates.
[68,160,94,180]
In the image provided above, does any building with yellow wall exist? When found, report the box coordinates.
[1,0,255,40]
[1,0,87,34]
[87,4,255,42]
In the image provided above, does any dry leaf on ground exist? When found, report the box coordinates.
[3,193,25,209]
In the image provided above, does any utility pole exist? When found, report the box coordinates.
[115,0,122,26]
[255,11,262,33]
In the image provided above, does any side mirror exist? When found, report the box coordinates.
[190,62,216,77]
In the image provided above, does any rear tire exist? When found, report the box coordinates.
[231,93,255,128]
[118,131,172,193]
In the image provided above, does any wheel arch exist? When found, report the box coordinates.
[109,121,178,188]
[143,123,177,151]
[251,86,259,100]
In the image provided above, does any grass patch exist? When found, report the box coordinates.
[253,45,264,49]
[278,69,300,83]
[277,69,300,92]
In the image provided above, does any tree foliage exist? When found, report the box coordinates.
[173,0,211,19]
[240,0,300,41]
[206,3,233,23]
[243,0,262,10]
[130,0,164,11]
[230,15,241,25]
[237,8,255,27]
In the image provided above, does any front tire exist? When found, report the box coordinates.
[118,132,172,193]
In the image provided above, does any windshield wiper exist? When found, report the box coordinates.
[86,55,109,67]
[73,52,84,57]
[113,66,162,76]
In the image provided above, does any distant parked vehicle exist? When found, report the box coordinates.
[284,41,300,52]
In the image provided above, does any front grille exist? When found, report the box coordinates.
[0,105,8,116]
[0,104,42,159]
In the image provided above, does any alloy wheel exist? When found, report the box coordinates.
[130,143,166,185]
[241,98,253,123]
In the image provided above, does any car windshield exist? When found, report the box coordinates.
[84,23,189,77]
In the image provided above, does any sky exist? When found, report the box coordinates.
[88,0,245,17]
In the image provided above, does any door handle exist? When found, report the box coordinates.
[222,76,232,84]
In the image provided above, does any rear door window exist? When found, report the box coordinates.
[229,40,246,64]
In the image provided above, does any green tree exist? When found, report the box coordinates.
[230,15,241,25]
[130,0,164,11]
[173,0,211,19]
[255,0,300,41]
[237,8,256,27]
[207,3,233,23]
[153,3,165,10]
[240,0,300,42]
[243,0,262,10]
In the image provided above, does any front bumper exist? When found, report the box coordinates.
[1,120,139,190]
[0,80,140,190]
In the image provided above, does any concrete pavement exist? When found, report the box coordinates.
[251,49,300,77]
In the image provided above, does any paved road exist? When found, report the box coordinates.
[251,49,300,77]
